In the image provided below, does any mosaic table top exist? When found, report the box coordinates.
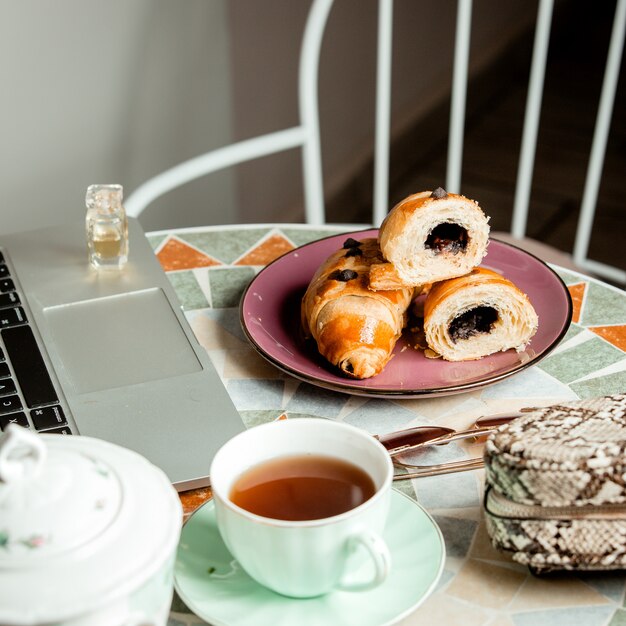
[149,224,626,626]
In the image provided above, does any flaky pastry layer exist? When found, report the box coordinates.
[423,267,538,361]
[301,238,414,378]
[370,190,490,290]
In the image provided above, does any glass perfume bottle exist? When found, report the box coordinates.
[85,184,129,270]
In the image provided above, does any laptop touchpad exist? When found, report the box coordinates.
[44,288,202,394]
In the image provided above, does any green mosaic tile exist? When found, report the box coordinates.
[433,515,478,558]
[208,267,256,308]
[344,398,423,434]
[539,336,624,384]
[147,234,168,250]
[179,229,271,264]
[166,270,208,311]
[227,379,284,410]
[286,383,350,419]
[204,308,248,341]
[392,471,417,501]
[561,322,585,343]
[608,609,626,626]
[555,268,590,286]
[578,571,626,604]
[280,227,353,247]
[239,409,285,428]
[571,369,626,399]
[581,282,626,326]
[514,606,615,626]
[285,412,333,421]
[417,468,480,510]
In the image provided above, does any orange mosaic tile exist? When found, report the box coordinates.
[179,486,213,522]
[157,237,222,272]
[235,233,294,266]
[567,282,587,324]
[590,324,626,352]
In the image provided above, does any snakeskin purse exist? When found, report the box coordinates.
[483,394,626,573]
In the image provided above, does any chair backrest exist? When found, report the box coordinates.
[125,0,625,284]
[125,0,333,227]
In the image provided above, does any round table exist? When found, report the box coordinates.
[147,223,626,626]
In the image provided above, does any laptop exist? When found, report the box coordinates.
[0,217,245,491]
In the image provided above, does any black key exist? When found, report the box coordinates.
[0,265,9,279]
[0,378,16,397]
[1,325,58,407]
[0,395,23,415]
[46,426,72,435]
[31,405,67,431]
[0,411,29,431]
[0,307,27,328]
[0,292,19,309]
[0,363,9,378]
[0,279,14,292]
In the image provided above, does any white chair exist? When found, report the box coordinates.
[125,0,626,284]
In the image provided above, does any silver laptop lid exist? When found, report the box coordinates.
[0,218,244,490]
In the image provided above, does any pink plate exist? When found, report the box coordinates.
[240,230,572,398]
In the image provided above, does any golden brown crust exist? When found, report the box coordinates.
[423,268,518,317]
[301,238,414,379]
[367,261,408,291]
[424,267,538,361]
[370,189,490,290]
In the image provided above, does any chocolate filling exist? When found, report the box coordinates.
[343,238,361,249]
[344,247,363,258]
[329,269,358,282]
[425,223,468,254]
[449,306,498,342]
[430,187,448,199]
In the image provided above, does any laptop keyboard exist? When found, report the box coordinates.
[0,251,72,434]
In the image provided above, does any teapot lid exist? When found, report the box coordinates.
[0,426,182,624]
[0,425,122,561]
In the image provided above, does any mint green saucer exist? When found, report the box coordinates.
[174,489,445,626]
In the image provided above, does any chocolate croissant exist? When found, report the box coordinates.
[369,188,490,290]
[423,267,538,361]
[301,238,414,379]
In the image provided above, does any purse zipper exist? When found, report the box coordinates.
[485,487,626,521]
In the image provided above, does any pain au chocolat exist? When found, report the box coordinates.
[301,238,414,379]
[369,188,490,290]
[423,267,538,361]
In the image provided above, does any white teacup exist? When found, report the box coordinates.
[210,417,393,598]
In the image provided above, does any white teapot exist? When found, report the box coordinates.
[0,425,182,626]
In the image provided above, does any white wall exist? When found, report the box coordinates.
[0,0,234,234]
[1,0,536,234]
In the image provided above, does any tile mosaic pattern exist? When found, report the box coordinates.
[152,225,626,626]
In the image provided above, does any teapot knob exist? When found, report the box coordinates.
[0,424,46,483]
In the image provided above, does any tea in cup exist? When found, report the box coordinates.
[209,418,393,598]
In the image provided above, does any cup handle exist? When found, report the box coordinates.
[337,529,391,592]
